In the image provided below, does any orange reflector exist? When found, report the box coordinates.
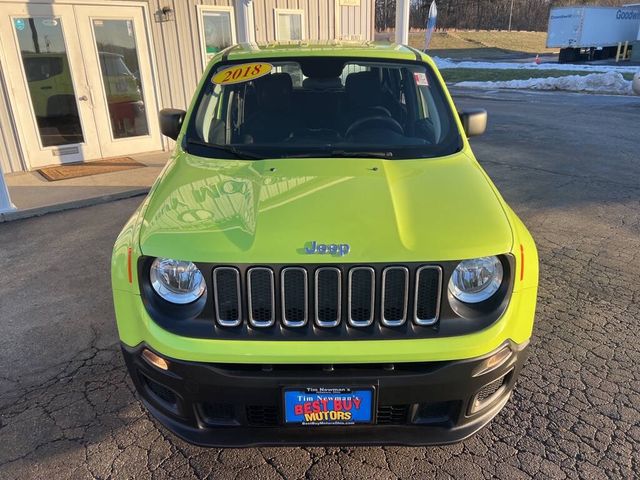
[519,244,525,281]
[142,349,170,371]
[473,346,512,377]
[127,247,133,284]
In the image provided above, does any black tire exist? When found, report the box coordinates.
[558,47,578,63]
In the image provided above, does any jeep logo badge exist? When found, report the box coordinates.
[304,241,350,256]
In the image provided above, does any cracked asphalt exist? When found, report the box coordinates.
[1,89,639,479]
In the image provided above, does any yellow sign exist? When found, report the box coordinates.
[212,63,273,85]
[340,0,360,5]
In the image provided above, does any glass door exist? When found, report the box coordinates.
[0,3,101,167]
[74,6,161,158]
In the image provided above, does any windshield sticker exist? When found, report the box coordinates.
[414,72,429,86]
[212,63,273,85]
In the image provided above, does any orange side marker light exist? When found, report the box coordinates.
[142,348,169,371]
[127,247,133,284]
[519,244,525,281]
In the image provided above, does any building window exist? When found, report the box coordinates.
[198,6,236,67]
[275,9,304,41]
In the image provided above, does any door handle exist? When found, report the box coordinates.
[78,95,88,101]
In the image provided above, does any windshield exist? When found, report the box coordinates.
[185,57,462,159]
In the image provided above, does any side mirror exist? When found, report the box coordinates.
[459,109,487,137]
[159,108,186,140]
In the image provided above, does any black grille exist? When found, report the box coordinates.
[315,268,341,327]
[208,264,443,334]
[248,268,275,327]
[414,267,441,325]
[470,371,512,414]
[349,267,375,326]
[414,401,456,425]
[282,268,307,327]
[476,375,507,403]
[382,267,408,326]
[213,267,241,326]
[376,405,409,425]
[141,374,176,405]
[246,406,279,426]
[200,402,235,425]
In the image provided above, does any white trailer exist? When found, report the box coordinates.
[546,6,640,62]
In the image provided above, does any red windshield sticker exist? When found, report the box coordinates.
[414,72,429,86]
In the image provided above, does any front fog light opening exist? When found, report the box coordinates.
[150,257,206,304]
[139,372,178,409]
[448,256,503,304]
[469,370,512,415]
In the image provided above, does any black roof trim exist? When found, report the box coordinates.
[405,46,425,61]
[220,44,240,62]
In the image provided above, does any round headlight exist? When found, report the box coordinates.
[150,257,206,304]
[448,256,503,304]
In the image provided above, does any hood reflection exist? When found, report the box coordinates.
[145,157,351,240]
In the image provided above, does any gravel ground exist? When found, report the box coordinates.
[0,89,639,479]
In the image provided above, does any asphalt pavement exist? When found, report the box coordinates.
[1,89,639,479]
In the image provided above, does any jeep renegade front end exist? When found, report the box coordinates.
[112,42,538,447]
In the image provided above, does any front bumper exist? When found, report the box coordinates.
[122,341,529,447]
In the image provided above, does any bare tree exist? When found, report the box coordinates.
[377,0,623,32]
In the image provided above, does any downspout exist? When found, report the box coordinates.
[236,0,256,44]
[395,0,410,45]
[335,0,341,40]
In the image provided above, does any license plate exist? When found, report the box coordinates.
[283,387,374,425]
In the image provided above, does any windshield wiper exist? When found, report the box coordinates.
[286,150,394,159]
[186,139,265,160]
[328,150,393,159]
[186,140,394,160]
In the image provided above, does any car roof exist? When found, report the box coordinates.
[224,41,427,62]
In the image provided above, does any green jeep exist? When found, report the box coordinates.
[112,42,538,447]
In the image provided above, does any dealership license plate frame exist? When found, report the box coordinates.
[283,386,376,426]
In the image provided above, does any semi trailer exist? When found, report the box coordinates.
[546,6,640,62]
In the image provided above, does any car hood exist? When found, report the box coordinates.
[138,151,513,263]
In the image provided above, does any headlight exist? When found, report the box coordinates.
[448,256,503,303]
[150,257,206,304]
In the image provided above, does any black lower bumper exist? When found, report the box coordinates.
[122,342,529,447]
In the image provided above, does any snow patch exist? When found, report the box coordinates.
[633,72,640,95]
[432,56,640,74]
[456,71,634,95]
